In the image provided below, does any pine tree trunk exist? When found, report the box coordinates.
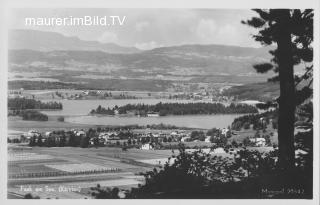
[276,10,296,170]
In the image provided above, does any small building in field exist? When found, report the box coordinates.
[181,136,191,142]
[141,143,154,150]
[147,112,160,117]
[205,136,211,143]
[45,131,52,137]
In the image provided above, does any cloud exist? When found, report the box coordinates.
[12,9,259,48]
[215,24,238,44]
[195,19,249,46]
[98,31,118,43]
[135,21,150,32]
[195,19,217,41]
[134,41,163,50]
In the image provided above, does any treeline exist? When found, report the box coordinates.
[92,102,258,116]
[29,131,83,147]
[28,129,133,148]
[8,80,88,90]
[112,93,137,99]
[21,110,48,121]
[90,105,115,115]
[118,102,258,115]
[8,98,63,110]
[28,129,98,148]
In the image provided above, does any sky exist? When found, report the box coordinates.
[9,8,261,49]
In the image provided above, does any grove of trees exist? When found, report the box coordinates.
[8,97,63,110]
[91,102,258,116]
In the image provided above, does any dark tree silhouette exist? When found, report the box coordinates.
[80,136,90,148]
[242,9,313,170]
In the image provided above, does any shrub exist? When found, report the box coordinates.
[57,116,64,122]
[121,145,312,199]
[21,110,48,121]
[24,193,40,199]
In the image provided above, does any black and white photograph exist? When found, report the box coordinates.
[0,0,319,203]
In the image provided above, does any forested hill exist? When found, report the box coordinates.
[223,82,280,101]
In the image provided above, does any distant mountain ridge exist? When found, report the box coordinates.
[9,29,140,54]
[149,44,270,58]
[9,46,272,76]
[9,29,277,91]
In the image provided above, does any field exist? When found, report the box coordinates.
[7,138,276,199]
[7,145,174,199]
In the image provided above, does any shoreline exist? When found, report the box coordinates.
[8,117,97,133]
[7,117,202,133]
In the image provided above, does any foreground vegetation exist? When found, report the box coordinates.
[90,137,312,199]
[231,110,278,131]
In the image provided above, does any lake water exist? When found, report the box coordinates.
[64,114,241,129]
[41,99,240,129]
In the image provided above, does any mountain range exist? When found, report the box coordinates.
[8,29,275,91]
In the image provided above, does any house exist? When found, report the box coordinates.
[181,136,191,142]
[259,117,267,126]
[170,131,181,139]
[98,132,120,143]
[221,128,230,136]
[83,90,89,95]
[205,136,211,143]
[141,143,154,150]
[171,131,178,136]
[147,112,159,117]
[74,130,86,137]
[249,137,266,147]
[212,147,226,154]
[157,133,169,142]
[98,132,109,142]
[256,138,266,146]
[295,149,308,156]
[45,131,52,137]
[89,137,105,145]
[25,130,40,139]
[8,90,23,98]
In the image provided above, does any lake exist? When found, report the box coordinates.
[64,114,241,129]
[41,99,240,129]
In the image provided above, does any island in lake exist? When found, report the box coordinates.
[90,102,258,116]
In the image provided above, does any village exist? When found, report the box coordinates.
[8,84,236,103]
[9,124,270,152]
